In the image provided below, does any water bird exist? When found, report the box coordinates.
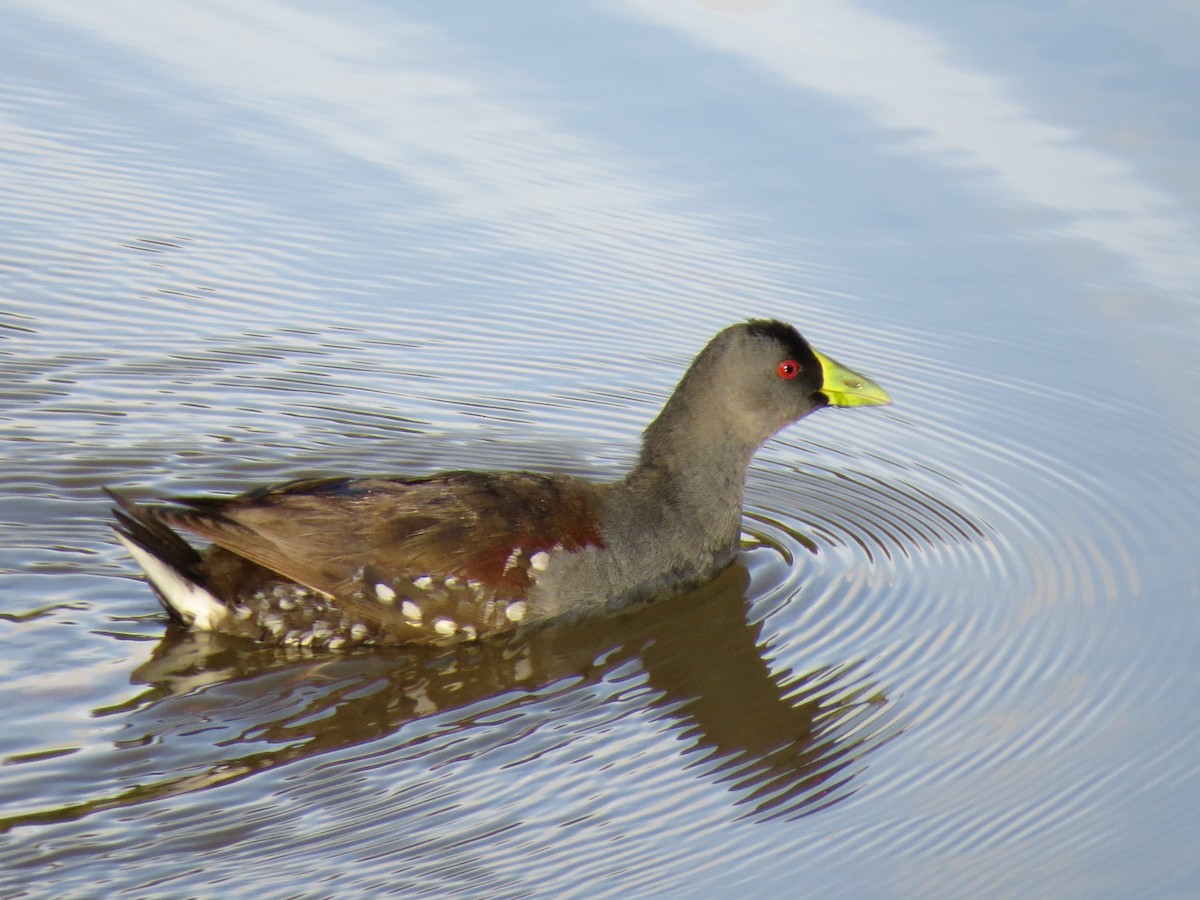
[110,320,890,649]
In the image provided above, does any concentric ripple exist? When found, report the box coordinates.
[728,319,1200,879]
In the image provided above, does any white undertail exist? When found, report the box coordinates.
[115,533,228,631]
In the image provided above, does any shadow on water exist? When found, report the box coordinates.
[1,564,903,836]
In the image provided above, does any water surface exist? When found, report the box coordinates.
[2,2,1199,898]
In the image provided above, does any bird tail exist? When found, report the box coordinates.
[106,488,229,631]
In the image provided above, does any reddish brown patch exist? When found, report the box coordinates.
[456,515,606,595]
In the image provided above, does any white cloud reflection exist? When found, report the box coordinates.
[619,0,1200,294]
[13,0,1200,303]
[9,0,816,333]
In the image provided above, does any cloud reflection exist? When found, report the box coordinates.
[13,0,811,329]
[620,0,1200,293]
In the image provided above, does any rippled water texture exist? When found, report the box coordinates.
[2,3,1200,898]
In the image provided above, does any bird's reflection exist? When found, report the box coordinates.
[114,563,901,823]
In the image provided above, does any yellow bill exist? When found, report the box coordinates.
[814,349,892,407]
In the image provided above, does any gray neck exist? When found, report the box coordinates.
[532,377,765,618]
[617,384,761,559]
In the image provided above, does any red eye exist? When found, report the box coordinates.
[777,359,800,379]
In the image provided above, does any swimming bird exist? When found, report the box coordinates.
[110,320,890,649]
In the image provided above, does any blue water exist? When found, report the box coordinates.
[2,2,1199,897]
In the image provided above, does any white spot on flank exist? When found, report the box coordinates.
[505,601,527,623]
[444,576,460,588]
[116,533,228,631]
[433,618,458,636]
[460,625,478,640]
[401,600,422,621]
[327,636,347,650]
[413,576,434,590]
[350,623,369,641]
[375,583,397,603]
[529,551,550,572]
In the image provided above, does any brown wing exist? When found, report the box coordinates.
[158,472,606,622]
